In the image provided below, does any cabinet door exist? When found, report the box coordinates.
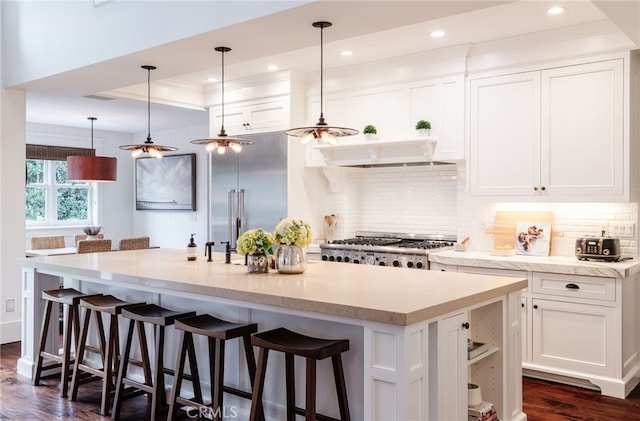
[469,72,541,196]
[436,312,467,420]
[410,76,465,161]
[541,59,624,197]
[531,298,615,376]
[521,296,529,362]
[210,98,289,135]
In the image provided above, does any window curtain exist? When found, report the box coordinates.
[26,144,95,161]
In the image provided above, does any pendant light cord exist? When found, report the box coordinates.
[146,67,151,142]
[319,24,324,121]
[89,117,95,149]
[221,49,225,132]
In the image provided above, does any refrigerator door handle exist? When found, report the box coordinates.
[228,189,235,247]
[237,189,245,241]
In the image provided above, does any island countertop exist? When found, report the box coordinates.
[20,248,526,326]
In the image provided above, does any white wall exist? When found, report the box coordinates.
[130,125,209,250]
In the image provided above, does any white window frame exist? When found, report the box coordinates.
[26,159,94,227]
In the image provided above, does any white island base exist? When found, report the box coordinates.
[19,249,527,420]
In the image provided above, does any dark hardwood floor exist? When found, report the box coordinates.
[1,340,640,420]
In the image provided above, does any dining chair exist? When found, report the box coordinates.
[31,235,66,250]
[74,233,104,244]
[117,236,150,251]
[77,239,112,254]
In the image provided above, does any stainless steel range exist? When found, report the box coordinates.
[320,231,456,270]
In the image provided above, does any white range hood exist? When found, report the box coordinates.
[314,137,437,167]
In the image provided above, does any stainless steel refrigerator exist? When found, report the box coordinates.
[208,131,288,252]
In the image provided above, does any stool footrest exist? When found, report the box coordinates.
[293,406,342,421]
[223,385,252,401]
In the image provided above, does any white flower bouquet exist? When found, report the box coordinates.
[236,228,275,255]
[273,218,313,247]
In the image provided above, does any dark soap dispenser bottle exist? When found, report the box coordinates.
[187,233,197,261]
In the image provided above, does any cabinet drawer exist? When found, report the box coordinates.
[532,273,615,302]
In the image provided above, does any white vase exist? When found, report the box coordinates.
[418,129,430,137]
[365,133,376,141]
[276,245,307,274]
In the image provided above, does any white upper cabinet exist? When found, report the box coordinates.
[469,58,628,201]
[209,96,290,135]
[540,60,624,197]
[469,71,541,197]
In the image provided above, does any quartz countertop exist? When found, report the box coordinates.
[429,250,640,278]
[20,248,526,326]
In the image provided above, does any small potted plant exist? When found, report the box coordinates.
[415,120,431,136]
[363,124,377,141]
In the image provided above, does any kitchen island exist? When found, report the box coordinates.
[430,250,640,399]
[19,249,527,420]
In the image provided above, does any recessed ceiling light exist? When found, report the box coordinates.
[205,76,217,83]
[340,50,353,57]
[430,30,445,38]
[547,6,565,15]
[267,65,279,71]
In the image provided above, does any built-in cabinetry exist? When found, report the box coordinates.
[468,57,634,201]
[430,258,640,398]
[209,96,289,134]
[434,297,519,421]
[306,75,465,167]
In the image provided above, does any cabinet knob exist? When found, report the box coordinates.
[533,304,538,309]
[462,322,470,329]
[565,283,580,289]
[521,302,525,308]
[541,186,546,191]
[533,186,539,191]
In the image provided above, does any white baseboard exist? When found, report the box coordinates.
[0,319,21,344]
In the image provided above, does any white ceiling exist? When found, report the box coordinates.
[21,0,636,134]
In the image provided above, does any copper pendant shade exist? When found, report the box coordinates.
[119,65,178,158]
[67,117,117,182]
[191,47,254,154]
[285,21,358,145]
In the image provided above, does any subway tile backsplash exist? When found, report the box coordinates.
[323,163,638,258]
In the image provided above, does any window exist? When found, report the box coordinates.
[26,159,92,226]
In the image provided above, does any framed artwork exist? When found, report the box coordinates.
[135,153,196,211]
[515,221,551,256]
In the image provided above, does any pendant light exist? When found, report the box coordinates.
[67,117,117,182]
[119,65,178,158]
[191,47,254,154]
[285,21,358,145]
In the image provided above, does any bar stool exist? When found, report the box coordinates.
[168,314,261,421]
[249,327,351,421]
[69,295,145,416]
[33,288,98,398]
[111,304,196,421]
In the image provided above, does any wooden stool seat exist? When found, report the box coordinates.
[69,295,145,416]
[249,327,351,421]
[111,304,195,420]
[168,314,260,421]
[33,288,98,398]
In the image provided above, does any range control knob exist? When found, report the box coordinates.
[353,259,360,264]
[416,262,424,269]
[393,260,400,267]
[329,256,335,262]
[322,255,328,261]
[407,261,414,268]
[344,256,350,263]
[379,262,386,266]
[336,256,343,262]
